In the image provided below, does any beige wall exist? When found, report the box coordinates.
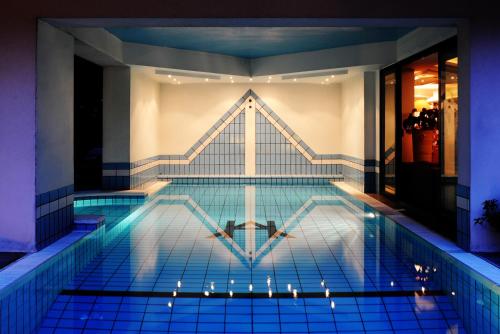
[130,68,161,161]
[159,83,342,155]
[129,78,370,162]
[253,84,342,154]
[340,73,365,160]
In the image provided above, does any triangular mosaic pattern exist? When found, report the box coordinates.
[191,111,245,174]
[253,92,342,176]
[162,110,245,175]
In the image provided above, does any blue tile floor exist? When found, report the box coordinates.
[38,185,467,333]
[39,294,464,333]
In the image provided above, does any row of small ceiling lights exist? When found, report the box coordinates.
[165,74,335,84]
[320,74,336,85]
[167,74,181,85]
[227,76,274,83]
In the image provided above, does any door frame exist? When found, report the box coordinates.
[379,36,458,199]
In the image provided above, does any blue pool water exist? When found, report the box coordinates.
[32,183,491,333]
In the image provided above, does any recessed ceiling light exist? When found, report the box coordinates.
[331,75,335,78]
[268,76,272,80]
[326,78,329,81]
[231,80,234,84]
[168,74,172,78]
[229,76,233,80]
[293,78,297,82]
[205,78,209,82]
[249,78,253,81]
[173,78,177,81]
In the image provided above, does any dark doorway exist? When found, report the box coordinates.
[74,56,103,191]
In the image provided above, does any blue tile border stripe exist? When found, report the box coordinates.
[74,195,145,208]
[166,176,342,185]
[102,174,131,190]
[35,184,74,249]
[101,162,132,170]
[36,184,74,207]
[457,184,470,199]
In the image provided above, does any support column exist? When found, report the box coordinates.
[364,71,377,193]
[466,18,500,252]
[0,17,37,252]
[35,21,75,249]
[456,20,471,250]
[102,66,131,190]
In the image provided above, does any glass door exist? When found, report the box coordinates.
[379,37,458,240]
[399,52,441,210]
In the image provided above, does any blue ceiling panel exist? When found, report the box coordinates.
[107,27,413,58]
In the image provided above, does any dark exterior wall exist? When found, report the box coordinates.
[1,0,476,19]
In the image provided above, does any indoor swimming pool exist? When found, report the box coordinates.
[1,182,497,333]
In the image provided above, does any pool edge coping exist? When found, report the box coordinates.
[74,180,171,199]
[0,230,92,293]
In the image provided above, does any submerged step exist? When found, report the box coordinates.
[74,215,105,231]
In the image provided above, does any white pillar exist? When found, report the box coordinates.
[244,96,256,176]
[102,66,131,189]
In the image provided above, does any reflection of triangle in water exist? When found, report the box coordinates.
[155,194,363,267]
[208,220,235,239]
[210,220,292,239]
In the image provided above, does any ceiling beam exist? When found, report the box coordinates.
[250,41,396,76]
[123,42,251,76]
